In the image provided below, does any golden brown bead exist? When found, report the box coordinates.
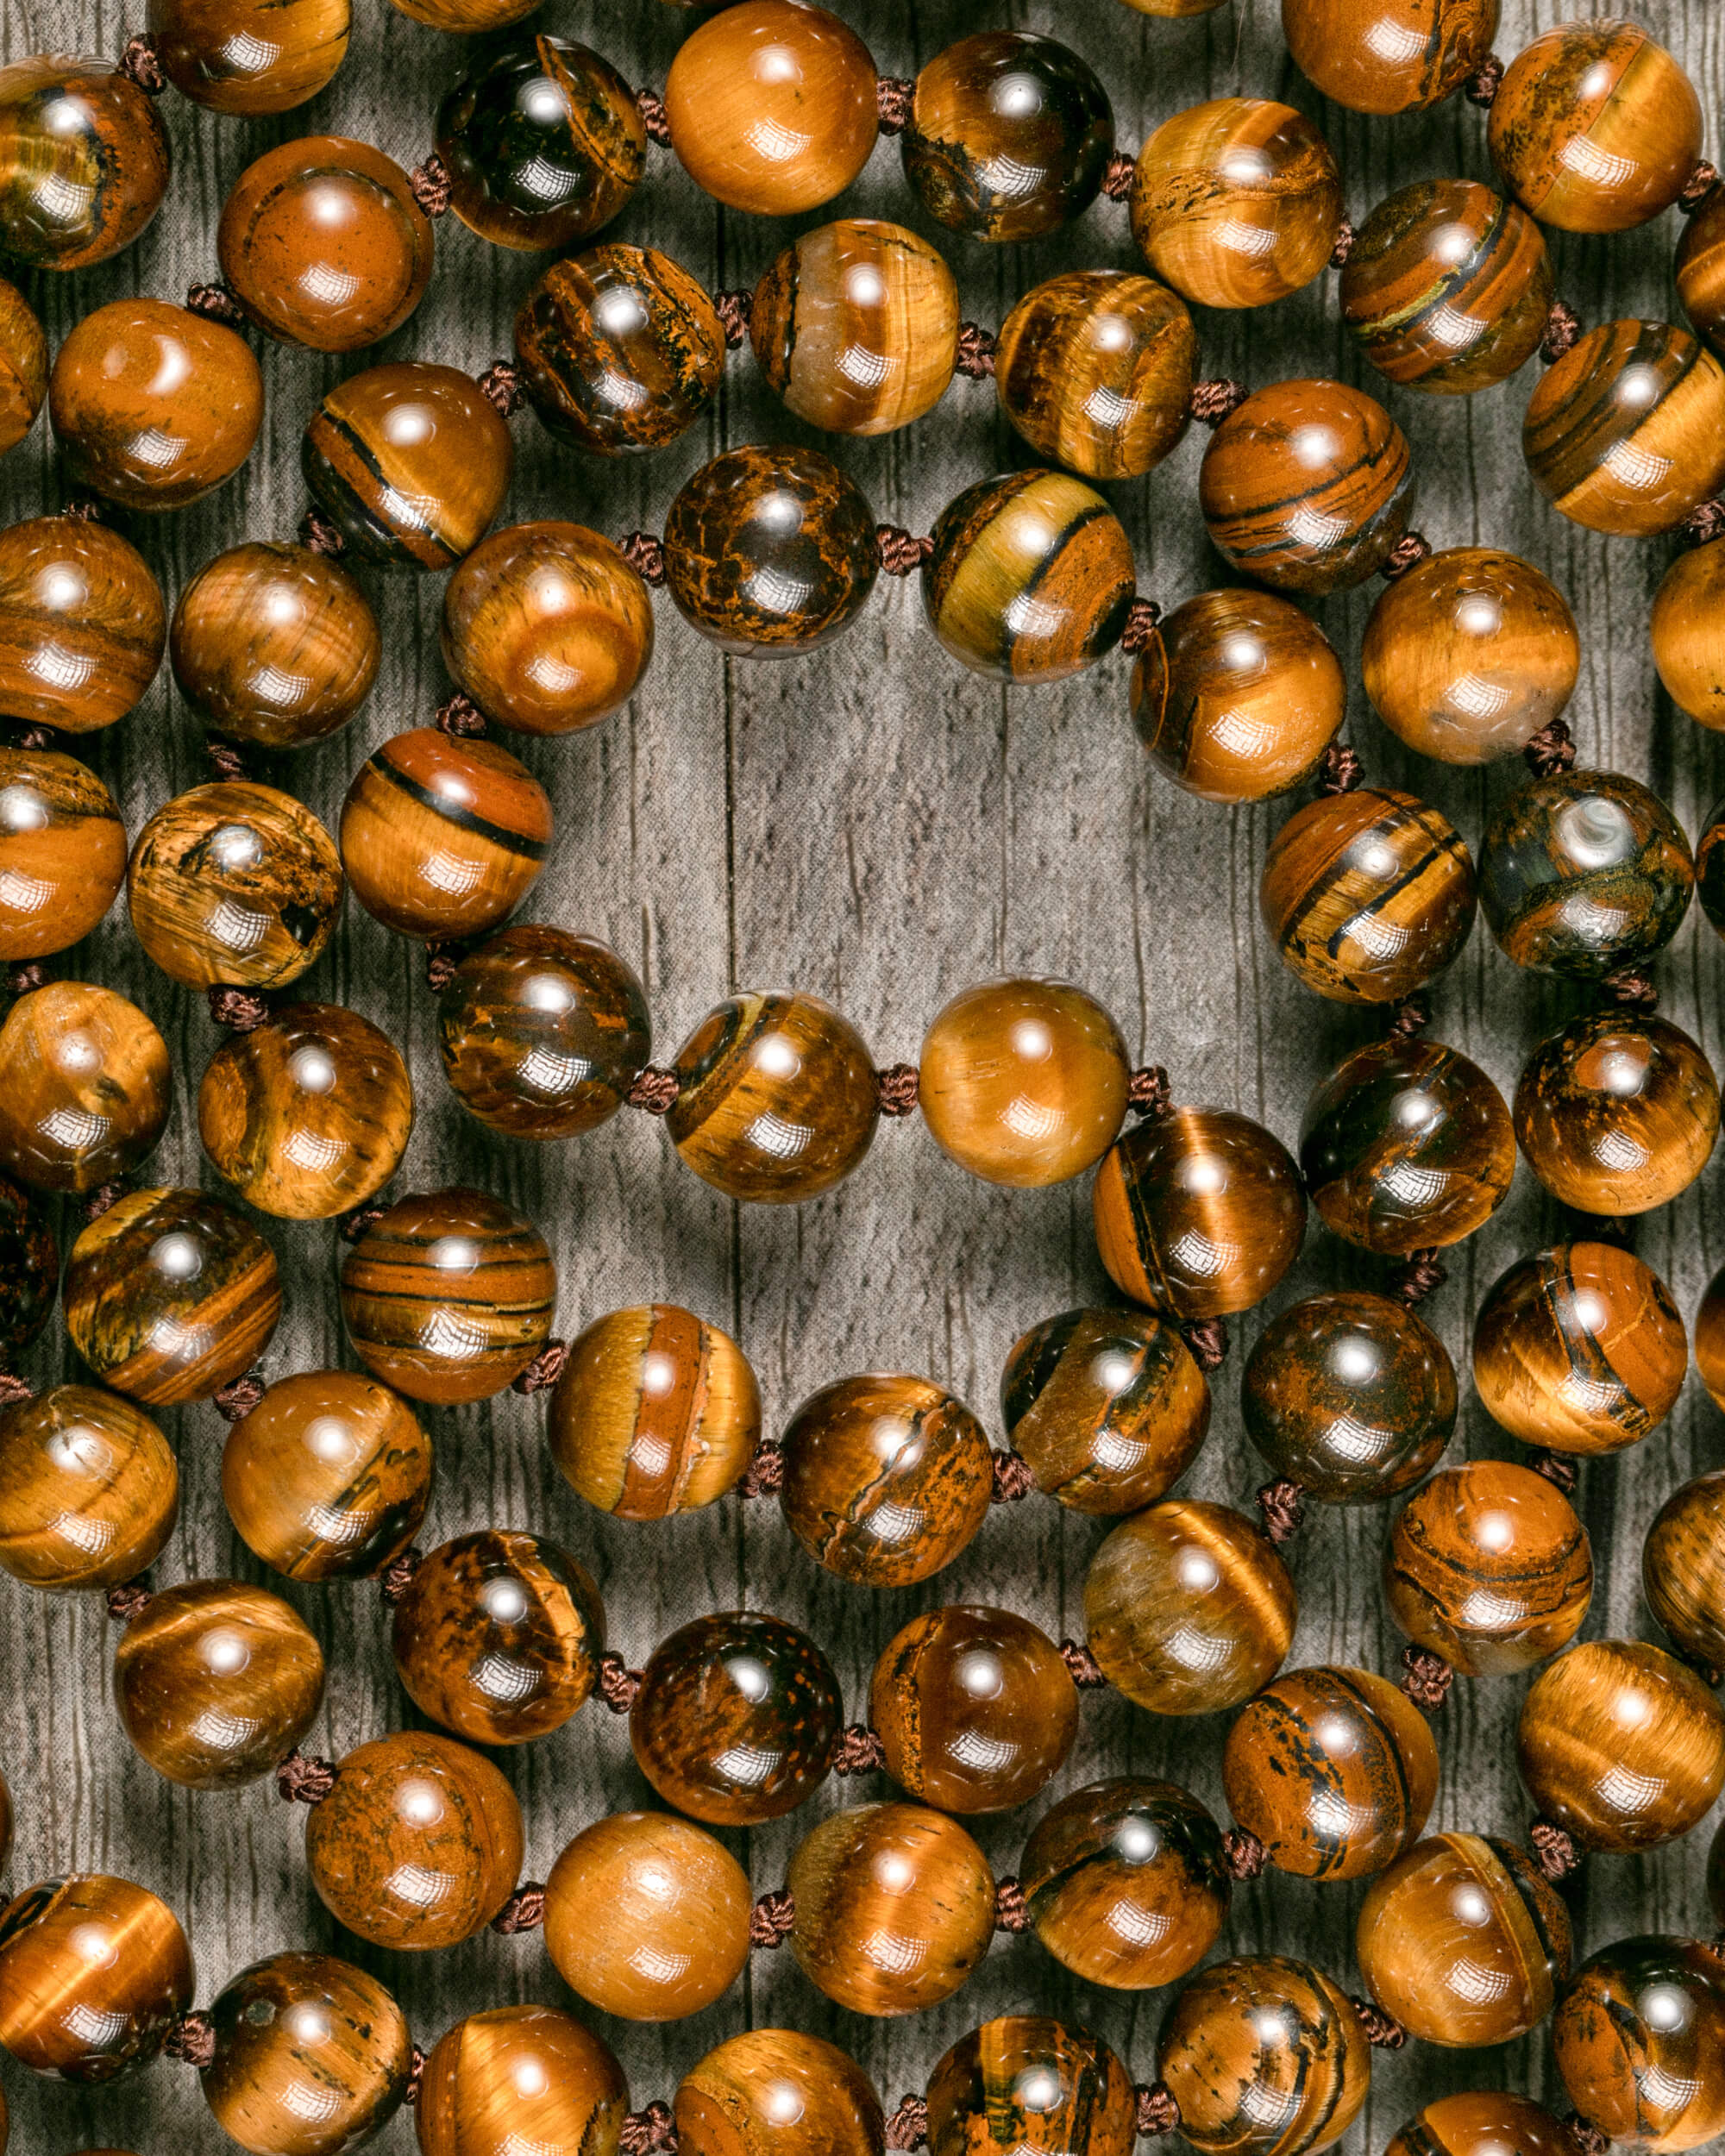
[0,1384,177,1593]
[1653,539,1725,730]
[0,276,45,455]
[787,1799,995,2017]
[0,60,170,271]
[1646,1472,1725,1674]
[675,2029,882,2156]
[0,515,165,734]
[1281,0,1500,115]
[0,1874,192,2081]
[386,0,534,31]
[1084,1498,1296,1714]
[416,2005,628,2156]
[203,1952,410,2156]
[544,1810,750,2021]
[1514,1011,1717,1216]
[996,271,1194,481]
[1678,185,1725,360]
[1381,2093,1574,2156]
[148,0,347,111]
[0,748,126,960]
[1702,1264,1725,1413]
[926,2018,1136,2156]
[0,982,170,1194]
[1157,1957,1371,2156]
[1554,1937,1725,2153]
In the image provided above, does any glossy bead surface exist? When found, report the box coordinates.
[1678,186,1725,359]
[392,1530,602,1746]
[0,1169,53,1357]
[172,542,378,750]
[1385,1461,1593,1677]
[148,0,348,112]
[780,1372,993,1587]
[675,2029,881,2156]
[0,516,165,734]
[630,1610,839,1823]
[1093,1106,1306,1318]
[303,363,512,570]
[1084,1498,1296,1714]
[0,983,169,1194]
[0,60,170,270]
[66,1187,281,1407]
[787,1800,994,2017]
[1554,1938,1725,2153]
[1355,1833,1571,2047]
[544,1810,750,2021]
[1281,0,1500,115]
[340,1187,555,1404]
[341,728,551,942]
[1653,541,1725,730]
[1515,1011,1717,1216]
[441,523,652,736]
[386,0,535,30]
[0,1385,177,1592]
[1702,1266,1725,1412]
[664,447,878,657]
[0,1874,191,2081]
[1243,1291,1456,1503]
[0,277,45,455]
[218,138,432,354]
[1157,1957,1370,2156]
[203,1952,410,2156]
[1381,2094,1573,2156]
[1473,1241,1685,1456]
[549,1303,760,1519]
[665,0,877,216]
[1646,1472,1725,1672]
[1001,1305,1209,1516]
[1201,379,1414,594]
[417,2005,627,2156]
[223,1369,430,1583]
[668,991,878,1202]
[904,32,1112,244]
[305,1732,523,1952]
[436,33,644,252]
[926,2018,1135,2156]
[1132,589,1343,803]
[922,471,1133,682]
[753,219,958,437]
[995,270,1192,482]
[1362,547,1578,764]
[872,1604,1077,1814]
[112,1578,324,1789]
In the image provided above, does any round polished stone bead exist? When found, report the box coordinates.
[0,278,46,457]
[202,1952,411,2156]
[1556,1937,1725,2153]
[0,59,170,270]
[1653,541,1725,730]
[0,1385,178,1593]
[417,2006,628,2156]
[675,2030,882,2156]
[1514,1011,1718,1216]
[1645,1471,1725,1674]
[0,516,165,735]
[1382,2094,1575,2156]
[0,1873,192,2081]
[0,982,170,1194]
[925,2019,1136,2156]
[996,271,1195,480]
[148,0,348,111]
[1157,1957,1371,2156]
[1281,0,1499,114]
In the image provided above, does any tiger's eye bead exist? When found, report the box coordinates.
[218,139,433,354]
[919,978,1128,1188]
[1224,1665,1438,1881]
[0,516,165,734]
[1518,1641,1725,1853]
[927,2018,1135,2156]
[1701,1266,1725,1413]
[780,1373,993,1587]
[439,925,649,1138]
[1474,1242,1685,1456]
[630,1610,840,1823]
[1515,1012,1717,1216]
[665,0,877,216]
[665,447,879,656]
[0,1170,53,1357]
[787,1800,995,2017]
[1383,2094,1574,2156]
[172,543,378,751]
[514,247,724,457]
[1386,1461,1592,1677]
[1157,1958,1371,2156]
[1132,590,1344,804]
[223,1369,430,1583]
[341,729,551,942]
[1678,188,1725,359]
[129,782,343,991]
[305,1732,524,1952]
[1201,379,1414,594]
[1525,323,1725,536]
[204,1952,410,2156]
[0,983,169,1194]
[1356,1833,1571,2047]
[0,60,170,270]
[303,364,513,570]
[436,33,644,252]
[904,33,1113,244]
[1362,548,1578,764]
[0,1385,176,1592]
[1084,1498,1296,1714]
[1093,1107,1306,1318]
[1243,1292,1456,1503]
[199,1003,412,1219]
[1556,1939,1725,2153]
[417,2006,627,2156]
[147,0,348,112]
[0,1875,191,2081]
[995,271,1195,481]
[544,1811,750,2020]
[923,472,1133,682]
[871,1605,1077,1815]
[1281,0,1499,114]
[1490,24,1702,234]
[392,1530,604,1746]
[441,523,653,736]
[340,1187,555,1404]
[549,1304,761,1519]
[386,0,534,30]
[1132,100,1342,311]
[112,1578,324,1789]
[1646,1473,1725,1672]
[1021,1777,1228,1990]
[668,991,878,1203]
[0,276,45,454]
[1001,1307,1210,1516]
[676,2030,882,2156]
[1654,542,1725,731]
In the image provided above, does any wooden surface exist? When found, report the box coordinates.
[2,0,1723,2147]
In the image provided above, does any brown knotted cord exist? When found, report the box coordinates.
[1387,996,1429,1040]
[1328,218,1353,269]
[0,1374,27,1413]
[512,1340,569,1395]
[990,1448,1038,1504]
[1222,1827,1266,1878]
[1563,2121,1609,2156]
[627,1065,681,1113]
[1179,1317,1228,1373]
[597,1652,643,1713]
[1256,1478,1304,1545]
[1060,1639,1107,1688]
[300,507,345,555]
[212,1370,265,1423]
[409,154,450,216]
[4,959,46,998]
[1464,53,1503,104]
[340,1204,388,1245]
[1120,599,1162,656]
[885,2096,929,2150]
[712,290,753,348]
[1379,531,1433,580]
[476,361,524,417]
[164,2011,216,2068]
[83,1182,124,1222]
[1389,1248,1446,1306]
[206,738,248,782]
[60,498,104,523]
[1350,1998,1407,2048]
[622,2102,680,2154]
[436,691,486,737]
[1134,2084,1181,2136]
[993,1875,1030,1932]
[378,1546,423,1605]
[1315,743,1364,795]
[404,2046,425,2106]
[636,89,672,147]
[106,1579,153,1624]
[1529,1449,1578,1495]
[1682,161,1720,213]
[207,985,270,1031]
[1127,1064,1171,1117]
[831,1723,886,1774]
[491,1882,547,1934]
[116,33,165,90]
[1602,965,1658,1012]
[1401,1645,1453,1710]
[749,1887,795,1948]
[276,1748,339,1802]
[1540,299,1581,364]
[1684,498,1725,548]
[185,282,248,329]
[1188,379,1246,426]
[875,77,914,135]
[737,1438,784,1498]
[1529,1818,1582,1882]
[1523,715,1577,777]
[619,532,667,586]
[425,942,466,993]
[877,525,934,575]
[954,323,996,379]
[876,1063,920,1116]
[1101,150,1136,202]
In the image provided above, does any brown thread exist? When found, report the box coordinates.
[276,1748,338,1803]
[1189,378,1246,426]
[1401,1645,1453,1710]
[212,1370,265,1424]
[60,498,104,523]
[340,1204,387,1245]
[1602,965,1658,1012]
[0,1373,29,1409]
[831,1723,886,1774]
[712,289,752,348]
[875,77,914,135]
[1387,996,1429,1040]
[207,985,270,1032]
[1390,1248,1446,1306]
[82,1182,124,1222]
[627,1064,681,1114]
[885,2095,929,2151]
[738,1438,784,1498]
[620,532,667,586]
[1540,298,1581,364]
[876,1062,920,1116]
[185,281,248,329]
[1222,1827,1265,1879]
[1683,498,1725,548]
[1523,715,1577,776]
[622,2103,680,2155]
[1315,743,1364,795]
[8,724,56,752]
[1127,1064,1171,1118]
[513,1339,569,1395]
[1060,1639,1107,1688]
[409,154,450,216]
[164,2011,216,2069]
[1256,1478,1305,1545]
[1328,217,1353,268]
[1120,599,1163,655]
[750,1887,795,1948]
[1351,1998,1407,2048]
[116,32,166,91]
[1101,149,1136,201]
[300,507,345,555]
[425,942,466,994]
[1379,531,1433,579]
[378,1546,423,1605]
[990,1448,1037,1504]
[954,322,997,379]
[994,1875,1030,1932]
[436,690,486,737]
[206,738,248,783]
[1563,2122,1609,2156]
[1682,161,1719,212]
[1179,1316,1228,1373]
[1464,53,1503,103]
[597,1654,642,1713]
[105,1579,153,1624]
[476,361,524,417]
[877,525,933,575]
[636,89,672,147]
[1134,2084,1180,2137]
[1529,1449,1578,1495]
[404,2046,425,2108]
[492,1882,548,1934]
[5,960,45,997]
[1530,1818,1582,1882]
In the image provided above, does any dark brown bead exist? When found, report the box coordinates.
[386,0,535,29]
[1646,1471,1725,1674]
[417,2005,628,2156]
[1515,1011,1717,1216]
[676,2029,882,2156]
[1702,1264,1725,1414]
[1085,1498,1296,1714]
[0,59,170,270]
[1472,1240,1686,1456]
[0,275,45,455]
[203,1952,410,2156]
[438,924,648,1138]
[1653,540,1725,730]
[926,2018,1135,2156]
[112,1577,325,1789]
[0,1874,191,2081]
[1281,0,1499,115]
[340,1187,555,1405]
[1381,2093,1575,2156]
[1157,1957,1371,2156]
[1703,802,1725,947]
[1093,1106,1306,1318]
[996,270,1194,480]
[0,1384,177,1592]
[0,1168,53,1357]
[1678,185,1725,360]
[1555,1936,1725,2153]
[148,0,348,112]
[0,516,165,734]
[0,982,169,1194]
[630,1610,840,1823]
[223,1369,430,1583]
